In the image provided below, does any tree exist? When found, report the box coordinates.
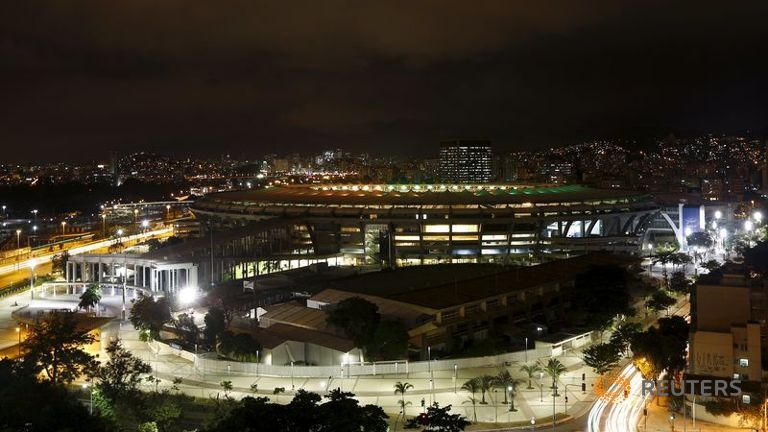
[702,259,722,273]
[208,284,244,326]
[0,358,106,431]
[519,362,542,390]
[218,331,261,362]
[421,403,471,432]
[91,338,151,401]
[543,358,566,396]
[609,322,642,356]
[79,283,102,312]
[460,379,479,422]
[476,375,494,404]
[653,250,674,279]
[326,297,381,351]
[493,369,522,410]
[204,306,227,346]
[646,290,676,314]
[370,319,409,360]
[23,312,96,385]
[173,313,199,347]
[51,251,70,275]
[319,389,389,432]
[687,231,713,249]
[631,318,689,404]
[394,381,413,424]
[667,271,692,294]
[743,241,768,276]
[583,343,621,375]
[130,295,172,341]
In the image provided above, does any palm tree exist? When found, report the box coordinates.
[461,378,480,422]
[494,369,523,408]
[544,358,567,396]
[507,379,522,412]
[477,375,494,404]
[393,381,413,428]
[520,362,542,389]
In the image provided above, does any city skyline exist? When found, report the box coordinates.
[2,1,768,162]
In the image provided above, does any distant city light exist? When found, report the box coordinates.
[714,210,722,219]
[744,220,754,232]
[754,211,763,223]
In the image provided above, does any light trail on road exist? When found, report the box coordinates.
[587,363,649,432]
[0,227,173,277]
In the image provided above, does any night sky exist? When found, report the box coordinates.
[2,1,768,162]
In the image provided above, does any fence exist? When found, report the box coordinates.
[150,339,558,378]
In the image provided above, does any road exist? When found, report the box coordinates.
[0,227,173,278]
[586,300,690,432]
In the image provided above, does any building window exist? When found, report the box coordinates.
[742,395,751,404]
[739,358,749,367]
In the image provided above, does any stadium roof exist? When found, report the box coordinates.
[199,183,651,207]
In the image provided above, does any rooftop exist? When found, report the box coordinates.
[317,252,639,311]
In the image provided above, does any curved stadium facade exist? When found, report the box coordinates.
[192,183,660,266]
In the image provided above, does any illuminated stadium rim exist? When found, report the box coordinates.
[195,184,656,211]
[297,183,589,195]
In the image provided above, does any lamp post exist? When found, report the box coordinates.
[16,229,21,249]
[525,337,529,363]
[507,385,514,411]
[166,204,171,219]
[101,214,107,237]
[15,327,21,357]
[539,372,545,402]
[530,417,536,431]
[453,364,458,393]
[60,221,66,235]
[133,208,138,225]
[82,383,93,415]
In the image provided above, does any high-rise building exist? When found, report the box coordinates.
[439,139,493,183]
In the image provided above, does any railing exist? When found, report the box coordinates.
[150,338,557,378]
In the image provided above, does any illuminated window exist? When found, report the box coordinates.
[451,224,479,233]
[424,225,450,233]
[739,358,749,367]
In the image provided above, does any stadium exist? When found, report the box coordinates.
[191,183,663,268]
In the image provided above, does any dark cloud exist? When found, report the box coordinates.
[1,1,767,161]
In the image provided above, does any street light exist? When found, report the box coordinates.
[745,220,754,232]
[16,229,21,249]
[141,220,149,230]
[101,214,107,236]
[178,286,198,305]
[755,211,763,224]
[60,221,66,235]
[15,327,21,357]
[714,210,722,220]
